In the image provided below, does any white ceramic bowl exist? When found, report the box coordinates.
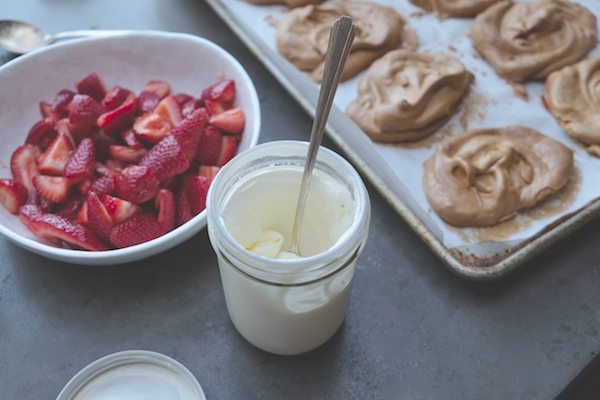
[0,31,261,265]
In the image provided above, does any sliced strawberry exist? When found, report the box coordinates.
[11,144,41,193]
[139,135,189,183]
[197,125,222,165]
[109,145,148,164]
[114,165,159,204]
[137,90,161,115]
[19,204,43,226]
[96,92,137,134]
[216,135,238,167]
[76,72,107,102]
[87,175,115,197]
[55,193,85,221]
[101,86,131,111]
[84,192,113,241]
[154,95,183,126]
[170,108,208,162]
[95,161,123,177]
[69,94,103,128]
[198,165,221,181]
[202,79,236,103]
[155,189,175,234]
[101,194,141,224]
[209,107,245,134]
[26,117,56,148]
[51,89,76,114]
[133,112,172,144]
[187,175,210,215]
[39,101,64,122]
[0,179,28,214]
[175,176,193,227]
[109,212,161,248]
[120,129,144,150]
[28,213,109,251]
[173,93,193,106]
[143,80,170,99]
[37,131,75,176]
[64,138,96,182]
[181,98,203,119]
[89,128,117,161]
[204,99,228,116]
[32,175,72,203]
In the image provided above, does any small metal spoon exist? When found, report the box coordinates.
[288,16,355,257]
[0,20,130,54]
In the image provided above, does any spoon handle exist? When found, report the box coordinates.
[48,30,132,44]
[289,16,355,256]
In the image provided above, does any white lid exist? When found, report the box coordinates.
[56,350,206,400]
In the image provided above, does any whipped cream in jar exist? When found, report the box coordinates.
[207,141,370,355]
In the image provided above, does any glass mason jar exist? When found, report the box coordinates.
[206,141,371,355]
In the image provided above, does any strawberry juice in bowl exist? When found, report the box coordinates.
[207,140,371,355]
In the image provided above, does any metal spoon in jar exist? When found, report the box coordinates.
[0,20,130,54]
[288,16,355,257]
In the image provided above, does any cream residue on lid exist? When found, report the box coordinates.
[347,49,473,143]
[221,166,355,259]
[469,0,598,82]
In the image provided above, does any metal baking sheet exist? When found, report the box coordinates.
[206,0,600,280]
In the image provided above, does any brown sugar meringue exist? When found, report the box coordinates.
[275,2,418,83]
[245,0,323,7]
[470,0,598,82]
[346,50,473,143]
[422,126,574,227]
[408,0,499,18]
[543,55,600,157]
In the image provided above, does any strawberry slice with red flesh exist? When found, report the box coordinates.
[0,179,28,214]
[217,135,238,167]
[97,92,137,134]
[133,112,172,144]
[11,144,41,194]
[37,131,75,176]
[202,79,236,103]
[114,165,159,204]
[121,129,144,150]
[39,101,65,122]
[64,138,96,182]
[209,107,245,135]
[170,108,208,162]
[101,86,131,111]
[51,89,76,114]
[181,98,203,119]
[139,135,190,183]
[84,192,113,241]
[109,145,148,164]
[155,188,175,234]
[204,99,229,116]
[187,175,211,215]
[136,91,160,115]
[101,194,141,224]
[55,193,85,221]
[89,128,116,161]
[109,212,162,248]
[19,204,43,227]
[26,117,57,148]
[154,95,182,126]
[173,93,193,106]
[197,125,222,165]
[198,165,221,181]
[33,175,72,203]
[174,175,193,227]
[143,80,170,99]
[69,94,103,128]
[76,72,107,103]
[28,213,109,251]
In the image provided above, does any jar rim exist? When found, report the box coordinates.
[206,141,371,283]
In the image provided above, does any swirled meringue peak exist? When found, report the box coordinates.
[543,55,600,156]
[275,2,418,83]
[422,126,574,227]
[408,0,500,18]
[346,50,473,143]
[470,0,598,82]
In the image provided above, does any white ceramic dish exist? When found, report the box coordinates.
[0,31,261,265]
